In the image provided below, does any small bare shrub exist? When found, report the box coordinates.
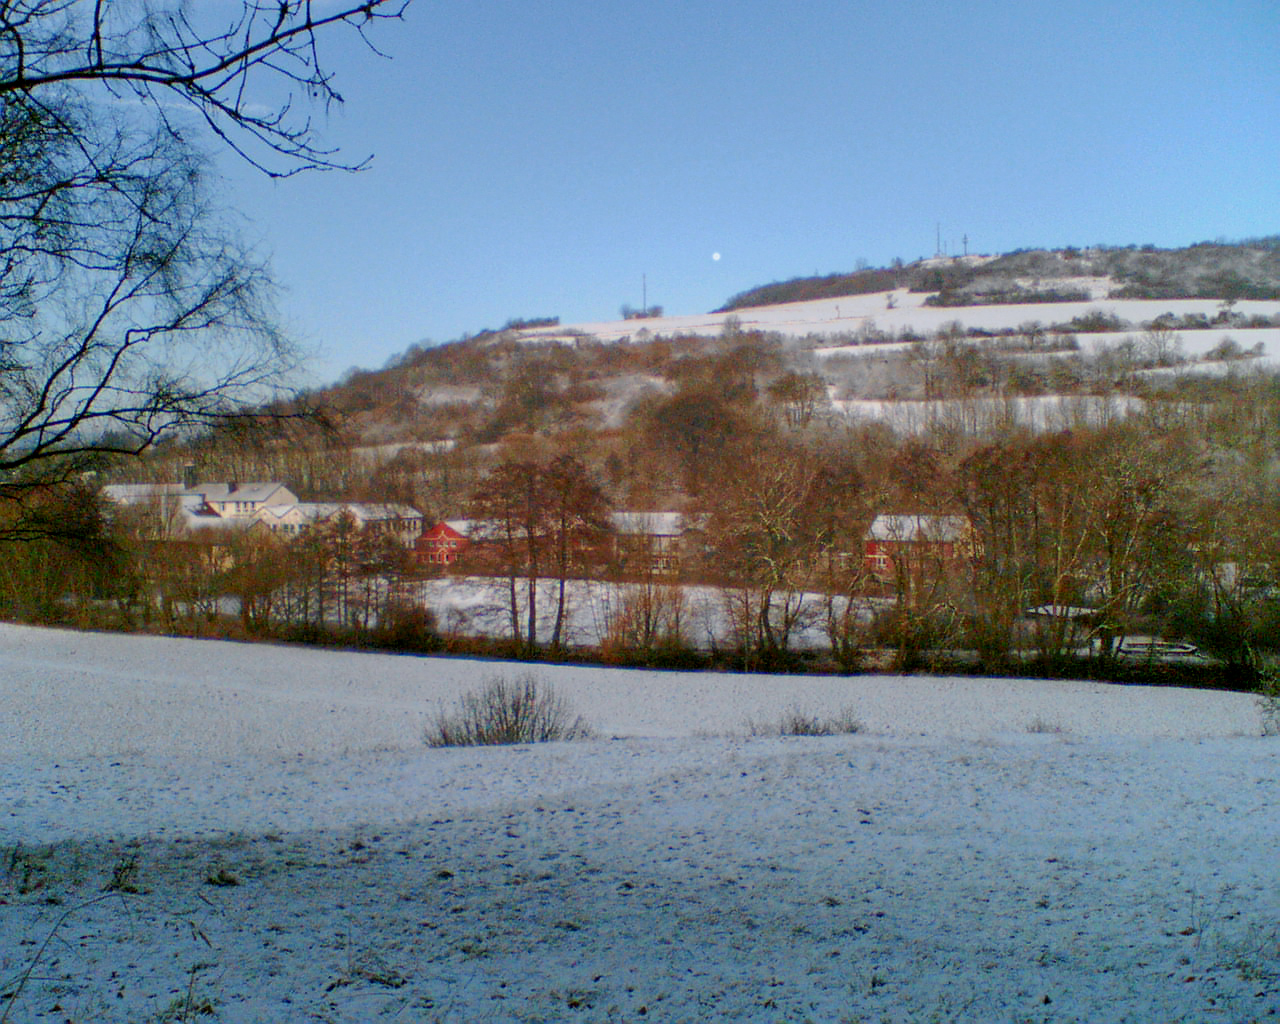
[749,706,864,737]
[1026,716,1067,735]
[1257,668,1280,737]
[425,674,593,747]
[4,845,50,895]
[103,855,142,894]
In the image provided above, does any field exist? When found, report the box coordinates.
[2,623,1277,1023]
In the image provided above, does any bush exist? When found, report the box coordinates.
[374,603,441,653]
[424,674,594,747]
[1257,668,1280,737]
[749,706,864,737]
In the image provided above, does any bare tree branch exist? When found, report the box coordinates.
[0,2,406,518]
[0,1,412,174]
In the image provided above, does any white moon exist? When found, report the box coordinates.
[712,252,721,261]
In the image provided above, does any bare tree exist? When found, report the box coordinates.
[0,2,410,175]
[0,1,409,525]
[706,443,836,667]
[541,454,610,651]
[471,460,545,653]
[470,456,611,654]
[766,371,826,429]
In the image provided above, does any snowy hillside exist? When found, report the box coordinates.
[2,624,1277,1023]
[519,288,1280,362]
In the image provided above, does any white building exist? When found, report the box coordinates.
[254,502,425,546]
[101,480,299,535]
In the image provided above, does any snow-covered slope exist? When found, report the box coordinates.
[519,289,1280,350]
[2,623,1277,1023]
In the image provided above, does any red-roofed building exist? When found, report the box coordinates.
[416,520,476,566]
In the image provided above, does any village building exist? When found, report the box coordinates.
[609,511,703,576]
[101,479,300,536]
[416,520,477,566]
[254,502,425,546]
[102,474,422,548]
[415,511,705,576]
[863,514,975,600]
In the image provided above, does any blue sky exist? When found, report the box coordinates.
[219,1,1280,382]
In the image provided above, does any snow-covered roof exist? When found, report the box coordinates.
[259,502,422,526]
[610,511,689,536]
[196,482,294,505]
[101,482,186,505]
[103,480,295,509]
[867,514,970,543]
[101,485,238,532]
[1025,604,1097,619]
[346,503,422,520]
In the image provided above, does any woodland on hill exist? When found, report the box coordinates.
[717,237,1280,310]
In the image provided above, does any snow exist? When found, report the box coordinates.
[829,394,1148,433]
[412,576,802,651]
[2,622,1277,1023]
[520,291,1280,347]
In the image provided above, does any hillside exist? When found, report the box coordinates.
[309,260,1280,459]
[168,252,1266,541]
[59,235,1280,677]
[717,237,1280,310]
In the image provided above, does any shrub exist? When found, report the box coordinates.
[424,674,594,747]
[1257,668,1280,737]
[374,603,441,653]
[749,705,864,737]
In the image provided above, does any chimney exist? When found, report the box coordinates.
[182,464,197,490]
[228,480,238,493]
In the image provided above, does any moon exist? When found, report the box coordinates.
[712,252,721,261]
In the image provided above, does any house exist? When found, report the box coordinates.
[863,514,975,587]
[102,476,424,548]
[254,502,425,546]
[188,482,297,519]
[416,520,476,566]
[415,519,525,568]
[609,511,702,576]
[416,512,704,575]
[101,479,299,536]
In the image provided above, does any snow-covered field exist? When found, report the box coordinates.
[521,289,1280,352]
[403,576,857,652]
[2,623,1277,1023]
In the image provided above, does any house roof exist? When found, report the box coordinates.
[101,483,185,505]
[103,481,294,509]
[610,511,689,536]
[196,482,294,505]
[102,485,236,532]
[867,514,970,543]
[430,513,701,540]
[259,502,423,526]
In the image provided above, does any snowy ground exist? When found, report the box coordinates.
[2,623,1277,1023]
[519,290,1280,350]
[401,576,860,652]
